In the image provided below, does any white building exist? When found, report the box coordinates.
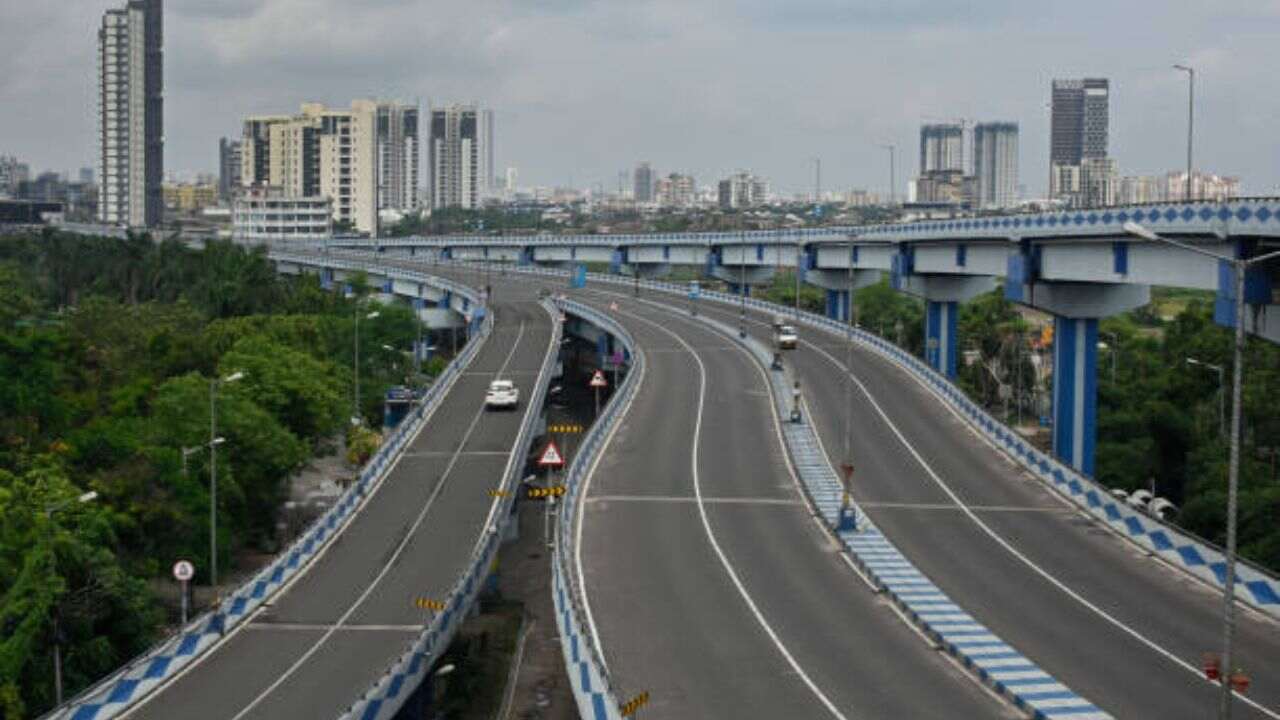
[429,103,493,209]
[717,172,769,209]
[232,187,332,243]
[655,173,696,208]
[238,101,387,235]
[97,0,163,228]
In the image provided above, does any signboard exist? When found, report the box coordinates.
[537,441,565,468]
[589,370,608,388]
[172,560,194,582]
[688,281,701,299]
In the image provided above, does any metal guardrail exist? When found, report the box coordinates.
[548,298,643,720]
[338,297,563,720]
[416,257,1280,618]
[48,258,492,720]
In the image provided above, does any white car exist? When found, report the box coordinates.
[485,380,519,410]
[774,324,799,350]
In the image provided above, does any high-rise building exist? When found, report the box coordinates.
[1081,157,1118,208]
[238,101,378,234]
[79,167,95,185]
[973,122,1019,208]
[633,162,654,203]
[1050,78,1109,204]
[0,156,30,197]
[429,103,492,209]
[654,173,696,208]
[218,137,242,202]
[717,172,769,209]
[919,124,965,174]
[505,167,518,195]
[375,102,419,213]
[97,0,163,228]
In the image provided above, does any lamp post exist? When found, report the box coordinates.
[1124,221,1280,719]
[842,241,856,512]
[739,231,748,338]
[794,229,803,320]
[354,310,381,425]
[880,144,896,204]
[1187,357,1226,439]
[1099,330,1119,383]
[209,372,243,588]
[1174,64,1195,201]
[46,490,98,706]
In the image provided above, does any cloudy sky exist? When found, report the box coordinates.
[3,0,1279,195]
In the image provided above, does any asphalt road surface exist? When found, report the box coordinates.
[124,297,554,719]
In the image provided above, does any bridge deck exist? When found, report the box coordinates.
[124,299,553,720]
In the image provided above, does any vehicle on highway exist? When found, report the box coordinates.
[774,323,798,350]
[485,379,520,410]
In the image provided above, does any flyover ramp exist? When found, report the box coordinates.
[409,265,1007,718]
[122,299,554,720]
[686,297,1280,719]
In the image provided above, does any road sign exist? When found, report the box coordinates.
[839,463,855,482]
[548,423,584,433]
[172,560,195,582]
[414,598,447,612]
[487,489,511,498]
[609,301,619,311]
[589,370,608,388]
[537,441,565,468]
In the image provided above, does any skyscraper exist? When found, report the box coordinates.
[1050,78,1109,165]
[1050,78,1109,203]
[633,162,654,203]
[97,0,163,228]
[973,122,1019,208]
[919,124,965,174]
[374,102,419,213]
[429,103,491,209]
[218,137,242,202]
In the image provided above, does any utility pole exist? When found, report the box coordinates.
[1174,64,1195,201]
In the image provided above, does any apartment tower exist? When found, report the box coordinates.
[97,0,163,228]
[429,103,493,209]
[973,122,1019,209]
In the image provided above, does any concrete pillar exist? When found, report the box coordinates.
[825,289,850,322]
[925,300,959,379]
[1052,316,1099,476]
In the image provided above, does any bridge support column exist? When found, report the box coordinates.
[924,300,958,379]
[1007,246,1151,475]
[825,290,850,322]
[1051,316,1098,477]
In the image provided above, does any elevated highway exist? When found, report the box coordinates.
[406,257,1280,719]
[108,294,556,719]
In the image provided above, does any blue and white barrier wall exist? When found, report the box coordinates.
[51,257,492,720]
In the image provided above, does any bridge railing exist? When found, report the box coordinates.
[548,297,643,720]
[338,295,563,720]
[47,256,492,720]
[416,257,1280,619]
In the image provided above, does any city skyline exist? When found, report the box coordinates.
[3,2,1278,196]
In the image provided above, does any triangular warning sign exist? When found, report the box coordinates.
[537,441,565,467]
[609,301,619,311]
[590,370,608,388]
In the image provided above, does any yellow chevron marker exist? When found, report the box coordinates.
[619,691,650,716]
[414,598,447,612]
[487,489,511,498]
[526,486,567,499]
[549,423,585,434]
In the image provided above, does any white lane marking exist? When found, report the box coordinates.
[857,502,1070,513]
[796,332,1280,719]
[587,495,801,506]
[229,321,530,720]
[116,303,499,720]
[606,304,850,720]
[245,624,421,632]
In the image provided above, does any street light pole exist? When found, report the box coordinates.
[1125,221,1280,719]
[1174,64,1195,201]
[45,491,98,706]
[1100,331,1119,384]
[739,231,748,338]
[1187,357,1226,439]
[354,310,380,424]
[794,230,802,320]
[209,372,242,588]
